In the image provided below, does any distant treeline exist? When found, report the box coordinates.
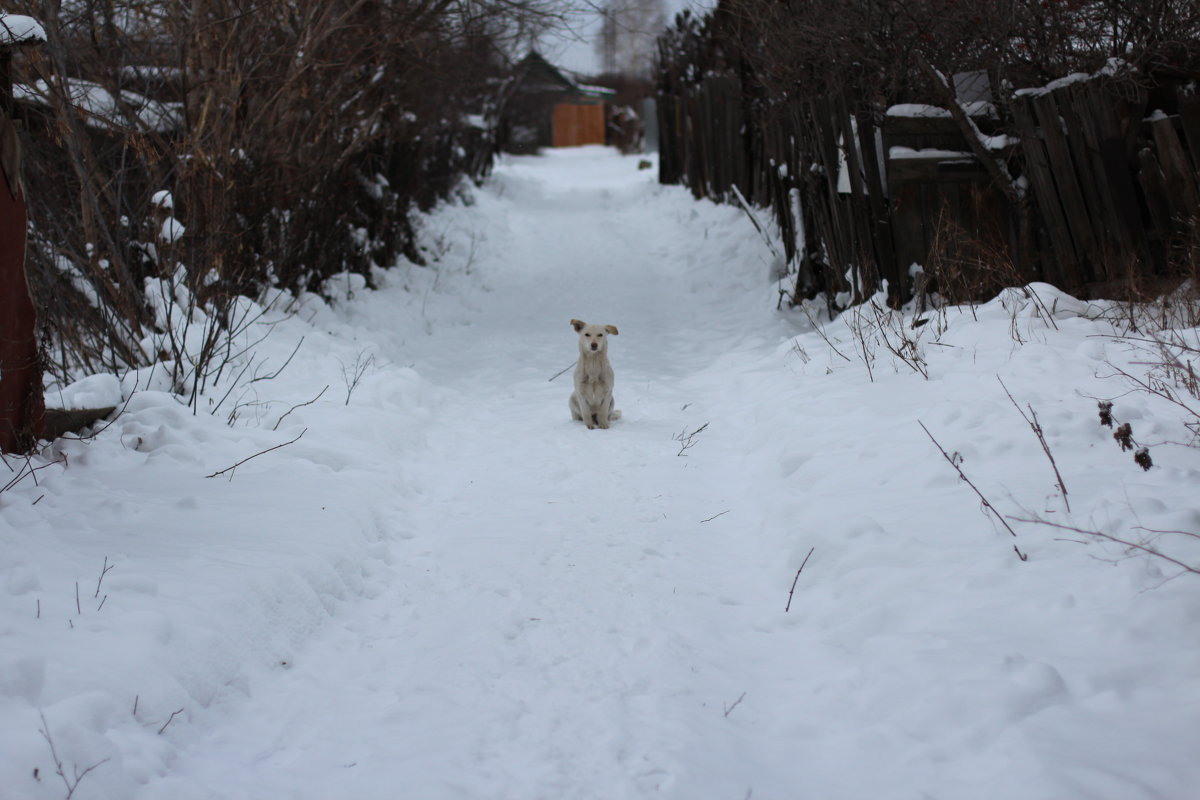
[656,0,1200,309]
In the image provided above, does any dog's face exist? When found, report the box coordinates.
[571,319,619,355]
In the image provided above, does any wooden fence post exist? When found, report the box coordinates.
[1,18,46,453]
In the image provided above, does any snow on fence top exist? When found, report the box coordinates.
[888,146,974,161]
[886,103,951,118]
[886,101,995,118]
[0,13,46,46]
[1013,58,1133,98]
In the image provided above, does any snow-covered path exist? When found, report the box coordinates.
[5,148,1200,800]
[142,149,807,799]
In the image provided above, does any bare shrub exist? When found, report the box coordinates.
[9,0,558,383]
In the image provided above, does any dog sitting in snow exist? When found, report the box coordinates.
[569,319,621,429]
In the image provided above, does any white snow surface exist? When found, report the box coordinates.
[3,147,1200,800]
[0,13,45,44]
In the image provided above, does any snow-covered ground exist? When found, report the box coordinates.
[3,147,1199,800]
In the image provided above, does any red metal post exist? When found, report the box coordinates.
[0,114,44,452]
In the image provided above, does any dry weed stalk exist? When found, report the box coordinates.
[1011,515,1200,579]
[997,377,1071,508]
[918,420,1028,562]
[38,712,109,800]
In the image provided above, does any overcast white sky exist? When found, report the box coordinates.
[537,0,713,77]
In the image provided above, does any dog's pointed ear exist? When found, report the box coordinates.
[570,319,585,332]
[604,325,619,335]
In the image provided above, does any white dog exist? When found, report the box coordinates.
[568,319,621,429]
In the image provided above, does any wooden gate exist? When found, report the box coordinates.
[553,103,605,148]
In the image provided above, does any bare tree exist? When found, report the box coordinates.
[595,0,666,79]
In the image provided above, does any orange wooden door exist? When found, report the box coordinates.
[553,104,605,147]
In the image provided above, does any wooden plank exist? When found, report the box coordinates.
[1031,91,1098,284]
[889,182,927,282]
[835,95,875,299]
[856,112,901,301]
[1063,83,1130,265]
[1178,90,1200,171]
[1151,116,1200,222]
[887,156,987,185]
[1136,146,1172,272]
[1010,95,1079,287]
[1101,136,1159,268]
[809,96,851,278]
[1083,81,1156,277]
[1056,86,1110,250]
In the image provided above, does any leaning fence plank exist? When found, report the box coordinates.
[856,112,900,301]
[1151,116,1200,222]
[1011,95,1078,288]
[1178,90,1200,171]
[1065,83,1134,272]
[1031,91,1098,284]
[1136,146,1172,269]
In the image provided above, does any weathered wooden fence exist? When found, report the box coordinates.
[658,69,1200,307]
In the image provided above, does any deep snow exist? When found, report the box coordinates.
[3,147,1199,800]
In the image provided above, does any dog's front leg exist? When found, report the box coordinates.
[596,396,612,429]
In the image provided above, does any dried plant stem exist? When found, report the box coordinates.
[919,421,1028,561]
[785,547,815,612]
[158,708,185,735]
[94,556,115,598]
[723,692,747,718]
[39,712,109,799]
[1011,515,1200,577]
[205,429,306,480]
[273,386,329,431]
[997,377,1070,511]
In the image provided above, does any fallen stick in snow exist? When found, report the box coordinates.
[273,385,329,431]
[205,428,306,480]
[785,547,814,612]
[673,422,709,456]
[158,708,185,735]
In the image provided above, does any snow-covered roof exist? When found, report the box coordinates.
[14,78,182,133]
[0,13,46,46]
[575,83,617,98]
